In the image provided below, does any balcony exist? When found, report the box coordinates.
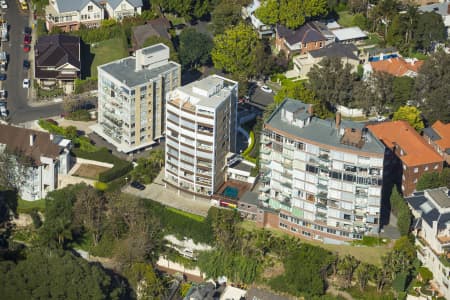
[281,181,292,189]
[317,183,328,190]
[317,191,328,199]
[316,201,327,209]
[261,176,271,184]
[318,154,330,162]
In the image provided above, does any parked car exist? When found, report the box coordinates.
[23,45,31,52]
[0,73,6,81]
[0,1,7,9]
[130,181,145,190]
[260,85,273,93]
[22,79,30,88]
[0,89,7,99]
[24,26,32,35]
[0,102,7,118]
[23,60,30,69]
[24,34,31,45]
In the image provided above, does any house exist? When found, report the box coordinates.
[275,23,327,57]
[241,0,274,38]
[104,0,143,20]
[364,57,424,78]
[367,121,444,196]
[290,43,360,78]
[45,0,104,32]
[419,2,450,37]
[0,124,72,201]
[331,26,368,44]
[259,99,385,242]
[164,75,238,197]
[406,188,450,297]
[94,44,180,153]
[423,121,450,164]
[34,34,81,94]
[132,18,171,51]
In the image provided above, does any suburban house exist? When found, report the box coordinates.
[419,2,450,37]
[331,26,367,44]
[259,99,386,242]
[94,43,181,153]
[45,0,104,32]
[406,187,450,297]
[364,57,424,78]
[34,34,81,94]
[0,124,72,201]
[241,0,274,38]
[367,121,444,196]
[104,0,143,20]
[275,23,327,57]
[423,121,450,165]
[132,18,171,51]
[289,43,360,78]
[164,75,238,197]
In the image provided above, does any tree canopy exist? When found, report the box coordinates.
[178,28,213,69]
[255,0,328,29]
[392,106,424,131]
[416,169,450,191]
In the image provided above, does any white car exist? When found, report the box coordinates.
[23,79,30,89]
[260,85,273,93]
[0,1,7,9]
[0,102,7,118]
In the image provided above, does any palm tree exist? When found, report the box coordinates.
[403,4,418,45]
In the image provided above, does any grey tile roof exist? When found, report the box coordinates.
[309,43,359,60]
[239,191,259,206]
[265,99,385,154]
[107,0,143,9]
[406,188,450,229]
[99,57,178,87]
[132,18,171,50]
[276,22,325,45]
[419,2,450,17]
[55,0,100,13]
[423,127,441,141]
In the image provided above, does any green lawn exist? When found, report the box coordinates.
[166,206,205,222]
[90,38,129,78]
[239,220,390,266]
[363,33,383,46]
[18,198,46,214]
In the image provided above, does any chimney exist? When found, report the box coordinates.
[29,134,35,147]
[336,111,341,128]
[307,104,314,115]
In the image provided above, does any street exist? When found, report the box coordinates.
[2,1,62,124]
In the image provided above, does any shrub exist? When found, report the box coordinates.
[94,181,108,191]
[74,78,97,94]
[29,209,42,229]
[67,110,91,122]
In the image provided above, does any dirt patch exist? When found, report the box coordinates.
[73,164,111,180]
[261,260,285,279]
[12,214,33,227]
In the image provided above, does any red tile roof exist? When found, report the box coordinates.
[367,121,443,166]
[370,57,424,77]
[432,120,450,151]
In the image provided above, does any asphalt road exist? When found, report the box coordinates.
[2,2,62,124]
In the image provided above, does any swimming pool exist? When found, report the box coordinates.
[368,54,398,62]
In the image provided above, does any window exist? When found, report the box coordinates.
[403,165,406,170]
[327,228,336,234]
[425,166,429,171]
[88,5,93,11]
[290,227,297,232]
[280,223,288,229]
[414,167,418,173]
[434,164,439,169]
[302,231,311,237]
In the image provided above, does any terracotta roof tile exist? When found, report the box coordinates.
[432,120,450,151]
[367,121,443,166]
[370,57,424,77]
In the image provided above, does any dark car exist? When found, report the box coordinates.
[0,73,6,81]
[23,60,30,69]
[23,45,31,52]
[24,26,32,35]
[24,34,31,45]
[130,181,145,190]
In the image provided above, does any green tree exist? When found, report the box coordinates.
[125,262,164,300]
[179,28,213,69]
[392,76,414,110]
[416,169,450,190]
[254,0,279,25]
[393,106,424,131]
[211,1,242,34]
[355,262,372,292]
[418,266,433,283]
[390,186,412,236]
[414,12,446,53]
[143,36,179,62]
[0,247,125,299]
[337,255,359,288]
[415,51,450,123]
[211,23,259,79]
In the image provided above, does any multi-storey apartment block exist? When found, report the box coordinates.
[95,44,180,153]
[0,124,72,201]
[164,75,238,197]
[406,188,450,297]
[259,99,385,242]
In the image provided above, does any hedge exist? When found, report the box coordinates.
[72,148,132,183]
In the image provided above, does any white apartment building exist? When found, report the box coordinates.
[94,43,180,153]
[164,75,238,196]
[406,188,450,298]
[0,124,72,201]
[259,99,385,242]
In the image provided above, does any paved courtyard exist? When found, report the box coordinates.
[123,168,211,217]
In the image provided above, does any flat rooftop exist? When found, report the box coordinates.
[265,99,385,155]
[99,57,179,88]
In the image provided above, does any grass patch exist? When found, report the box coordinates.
[337,11,356,28]
[11,228,37,244]
[17,198,46,214]
[363,33,383,46]
[166,207,205,222]
[73,164,111,180]
[409,52,429,60]
[239,220,390,266]
[90,38,128,78]
[351,235,389,247]
[165,14,185,26]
